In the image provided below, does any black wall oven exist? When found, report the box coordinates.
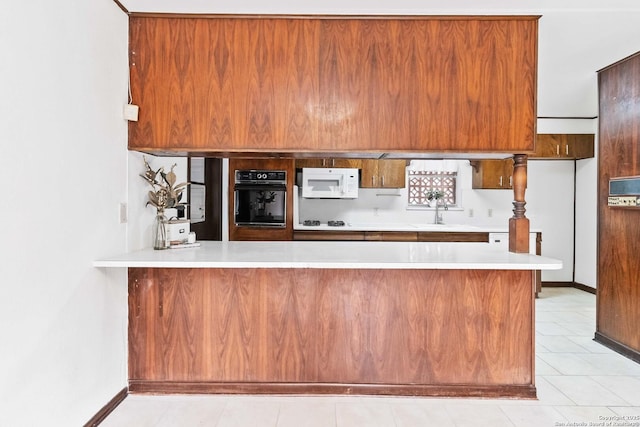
[234,170,287,227]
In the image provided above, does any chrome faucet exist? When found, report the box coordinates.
[434,198,448,224]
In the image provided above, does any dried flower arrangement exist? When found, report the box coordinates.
[140,157,190,213]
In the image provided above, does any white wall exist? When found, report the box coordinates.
[575,134,599,289]
[0,1,129,426]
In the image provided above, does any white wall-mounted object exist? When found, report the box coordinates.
[123,104,139,121]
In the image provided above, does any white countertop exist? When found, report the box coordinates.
[94,241,561,270]
[293,222,500,233]
[293,222,541,233]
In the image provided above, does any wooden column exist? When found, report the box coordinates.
[509,154,530,253]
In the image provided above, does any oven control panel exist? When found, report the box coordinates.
[235,170,287,184]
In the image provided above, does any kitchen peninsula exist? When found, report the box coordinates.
[95,241,561,398]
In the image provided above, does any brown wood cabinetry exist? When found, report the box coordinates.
[128,16,538,154]
[296,158,363,169]
[530,134,595,159]
[596,52,640,363]
[470,159,514,190]
[128,267,536,397]
[293,230,489,242]
[360,160,407,188]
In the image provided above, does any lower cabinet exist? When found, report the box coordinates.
[128,267,536,397]
[293,231,489,242]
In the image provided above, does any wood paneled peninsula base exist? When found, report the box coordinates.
[95,241,562,398]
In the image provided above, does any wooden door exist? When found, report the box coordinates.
[596,51,640,360]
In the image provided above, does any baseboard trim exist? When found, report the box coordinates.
[542,281,574,287]
[84,387,128,427]
[129,380,536,399]
[594,332,640,364]
[541,281,596,294]
[573,282,596,295]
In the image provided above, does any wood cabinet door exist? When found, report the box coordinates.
[331,159,363,169]
[566,134,595,159]
[376,160,407,188]
[359,159,406,188]
[533,134,564,158]
[129,18,321,152]
[359,159,379,188]
[295,159,325,169]
[471,159,513,189]
[532,134,595,159]
[296,158,362,169]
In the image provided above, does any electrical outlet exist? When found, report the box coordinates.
[488,208,493,218]
[468,208,474,218]
[119,202,128,224]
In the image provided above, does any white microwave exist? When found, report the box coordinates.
[301,167,359,199]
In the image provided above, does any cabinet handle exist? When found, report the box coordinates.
[372,175,376,186]
[322,159,326,167]
[499,176,503,187]
[331,159,335,167]
[566,144,569,156]
[381,176,385,187]
[556,145,560,156]
[509,176,512,187]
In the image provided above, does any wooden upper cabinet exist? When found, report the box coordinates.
[360,159,407,188]
[470,159,514,190]
[531,134,595,159]
[129,16,538,154]
[296,158,363,169]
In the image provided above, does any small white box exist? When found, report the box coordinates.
[123,104,139,121]
[167,219,190,245]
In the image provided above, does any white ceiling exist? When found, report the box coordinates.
[119,0,640,118]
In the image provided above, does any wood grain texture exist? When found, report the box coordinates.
[128,267,535,395]
[470,159,514,189]
[128,381,536,398]
[596,52,640,357]
[128,16,537,154]
[293,231,489,242]
[531,134,595,159]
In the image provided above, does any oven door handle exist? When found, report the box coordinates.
[234,184,287,191]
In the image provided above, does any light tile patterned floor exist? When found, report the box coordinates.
[102,288,640,427]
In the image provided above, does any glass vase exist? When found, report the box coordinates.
[153,210,169,250]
